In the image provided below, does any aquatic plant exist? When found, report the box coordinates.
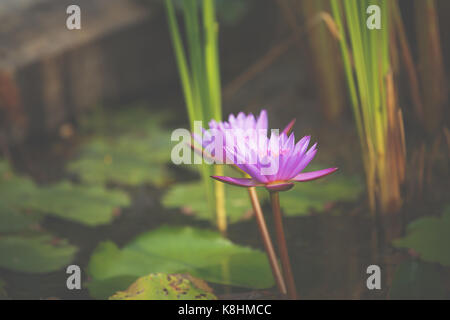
[330,0,406,214]
[212,132,337,191]
[195,110,290,295]
[164,0,227,233]
[211,127,338,299]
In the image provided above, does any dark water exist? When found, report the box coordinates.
[0,166,401,300]
[2,106,447,300]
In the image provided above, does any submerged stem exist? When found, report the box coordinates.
[270,191,298,299]
[247,187,287,295]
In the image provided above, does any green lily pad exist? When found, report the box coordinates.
[0,203,42,233]
[85,276,138,300]
[393,207,450,266]
[0,234,77,273]
[162,181,267,224]
[389,260,447,299]
[87,226,274,299]
[109,273,217,300]
[68,135,173,187]
[70,105,175,187]
[0,161,43,232]
[26,182,130,226]
[279,172,363,216]
[0,160,130,227]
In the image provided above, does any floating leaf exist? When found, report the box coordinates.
[0,161,43,231]
[0,234,77,273]
[87,226,273,299]
[279,172,363,216]
[70,105,175,187]
[68,136,173,186]
[162,182,267,224]
[86,276,138,300]
[0,160,130,227]
[0,203,42,233]
[110,273,217,300]
[0,160,39,206]
[393,207,450,266]
[25,182,130,226]
[389,260,447,299]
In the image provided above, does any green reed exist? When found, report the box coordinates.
[331,0,406,214]
[165,0,227,233]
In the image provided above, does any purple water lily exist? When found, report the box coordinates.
[212,131,338,192]
[193,109,295,164]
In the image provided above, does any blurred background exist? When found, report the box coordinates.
[0,0,449,300]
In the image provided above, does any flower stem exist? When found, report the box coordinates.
[214,165,227,235]
[247,187,287,295]
[270,191,298,299]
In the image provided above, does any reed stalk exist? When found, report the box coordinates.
[165,0,227,232]
[330,0,406,214]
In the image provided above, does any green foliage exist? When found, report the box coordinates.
[165,0,225,231]
[86,276,138,301]
[0,203,42,233]
[110,273,217,300]
[69,106,175,187]
[162,181,267,224]
[0,160,130,227]
[68,137,172,186]
[389,260,447,299]
[0,161,43,232]
[87,226,274,299]
[279,173,363,216]
[331,0,405,213]
[393,207,450,266]
[0,234,77,273]
[25,182,130,226]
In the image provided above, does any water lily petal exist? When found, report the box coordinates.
[211,176,263,188]
[282,118,296,135]
[256,110,268,130]
[291,167,338,182]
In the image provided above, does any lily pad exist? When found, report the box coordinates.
[26,182,130,226]
[0,234,77,273]
[0,203,42,233]
[0,161,43,232]
[70,105,175,187]
[279,172,363,216]
[393,207,450,266]
[0,160,130,227]
[87,226,274,299]
[110,273,217,300]
[68,135,173,186]
[162,181,267,224]
[389,260,447,299]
